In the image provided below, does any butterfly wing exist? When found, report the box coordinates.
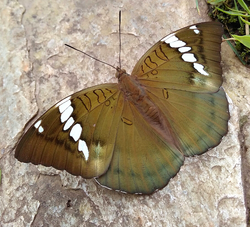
[96,97,184,194]
[145,87,229,156]
[131,21,229,156]
[16,81,184,194]
[15,83,122,178]
[132,22,223,93]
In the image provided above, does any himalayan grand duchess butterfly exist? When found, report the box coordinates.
[15,21,229,194]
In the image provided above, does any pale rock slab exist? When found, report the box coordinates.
[0,0,247,226]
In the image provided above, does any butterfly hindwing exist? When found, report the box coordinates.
[96,98,184,194]
[145,87,229,156]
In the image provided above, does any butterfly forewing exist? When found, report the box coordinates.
[15,84,121,178]
[132,22,223,93]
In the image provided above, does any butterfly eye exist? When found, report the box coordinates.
[15,22,229,194]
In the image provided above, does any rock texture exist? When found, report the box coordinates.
[0,0,248,226]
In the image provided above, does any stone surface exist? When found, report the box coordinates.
[0,0,248,226]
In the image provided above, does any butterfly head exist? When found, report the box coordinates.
[115,67,128,79]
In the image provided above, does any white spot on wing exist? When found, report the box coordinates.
[34,120,44,133]
[189,25,200,34]
[58,99,72,113]
[63,117,74,131]
[182,53,197,62]
[161,34,178,43]
[70,123,82,142]
[178,46,191,53]
[60,106,73,123]
[38,126,44,133]
[189,25,197,29]
[162,34,187,49]
[56,96,71,108]
[34,120,42,129]
[169,40,186,48]
[78,139,89,161]
[194,30,200,34]
[193,63,209,76]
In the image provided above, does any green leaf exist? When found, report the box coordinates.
[225,6,247,14]
[232,34,250,48]
[223,35,244,65]
[238,0,250,15]
[234,0,243,27]
[196,0,200,15]
[240,16,250,25]
[207,0,226,5]
[215,7,250,17]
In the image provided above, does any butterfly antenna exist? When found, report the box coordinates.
[65,44,116,70]
[119,10,122,69]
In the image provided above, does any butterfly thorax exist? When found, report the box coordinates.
[117,68,160,122]
[117,68,145,102]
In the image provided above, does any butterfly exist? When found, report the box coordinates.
[15,22,229,194]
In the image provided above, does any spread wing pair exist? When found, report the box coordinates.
[15,22,229,194]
